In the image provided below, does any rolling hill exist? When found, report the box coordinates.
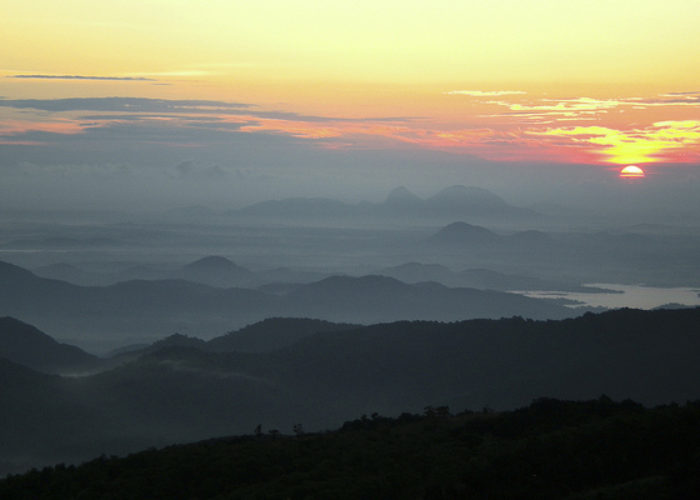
[0,260,572,351]
[1,308,698,475]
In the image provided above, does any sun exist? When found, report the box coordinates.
[619,165,645,179]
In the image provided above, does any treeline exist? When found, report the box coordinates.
[1,396,699,499]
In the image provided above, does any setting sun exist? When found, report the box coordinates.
[619,165,646,178]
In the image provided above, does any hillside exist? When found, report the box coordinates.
[176,256,256,287]
[206,317,358,352]
[0,261,571,350]
[1,397,698,499]
[0,317,97,373]
[1,308,699,475]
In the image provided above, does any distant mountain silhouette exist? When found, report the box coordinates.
[229,185,535,221]
[33,256,257,288]
[383,186,423,208]
[377,262,606,292]
[456,268,565,291]
[0,317,97,373]
[377,262,456,284]
[280,275,572,324]
[427,185,507,211]
[177,256,256,287]
[206,318,358,352]
[0,260,571,350]
[112,319,357,360]
[255,267,329,287]
[429,221,501,246]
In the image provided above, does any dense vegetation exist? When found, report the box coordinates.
[1,397,698,499]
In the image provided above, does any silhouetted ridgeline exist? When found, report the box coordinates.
[0,307,699,476]
[1,397,698,499]
[0,260,573,350]
[0,317,97,373]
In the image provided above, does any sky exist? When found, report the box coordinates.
[1,0,699,211]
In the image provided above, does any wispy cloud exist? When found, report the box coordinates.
[2,93,698,167]
[8,74,156,81]
[488,97,640,115]
[445,90,527,96]
[0,97,253,113]
[659,91,700,97]
[529,121,700,164]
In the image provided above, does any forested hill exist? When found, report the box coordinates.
[1,397,698,499]
[1,307,699,478]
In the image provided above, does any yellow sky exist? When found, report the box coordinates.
[5,1,699,86]
[2,0,699,165]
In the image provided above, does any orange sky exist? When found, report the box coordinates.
[2,0,699,167]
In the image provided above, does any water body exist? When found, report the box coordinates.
[516,283,700,310]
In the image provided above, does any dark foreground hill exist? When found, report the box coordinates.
[1,397,698,499]
[1,307,699,476]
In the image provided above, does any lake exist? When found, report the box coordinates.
[515,283,700,310]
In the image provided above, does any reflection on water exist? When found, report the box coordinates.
[515,283,700,310]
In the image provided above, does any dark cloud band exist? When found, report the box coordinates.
[9,74,156,82]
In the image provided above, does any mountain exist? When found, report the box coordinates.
[383,186,423,209]
[230,186,535,221]
[255,267,329,286]
[377,262,604,292]
[0,260,572,351]
[1,308,699,476]
[377,262,456,284]
[427,184,507,210]
[206,318,358,353]
[150,333,208,351]
[429,221,501,246]
[456,268,560,291]
[33,257,256,288]
[0,356,170,476]
[177,256,256,287]
[122,319,354,358]
[0,317,97,373]
[280,275,570,324]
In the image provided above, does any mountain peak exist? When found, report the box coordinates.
[385,186,422,205]
[431,221,500,245]
[428,185,507,207]
[184,256,239,271]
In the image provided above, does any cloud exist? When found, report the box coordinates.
[660,91,700,97]
[8,74,156,81]
[445,90,527,96]
[495,97,636,114]
[486,95,700,121]
[529,121,700,164]
[0,97,253,113]
[0,97,413,125]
